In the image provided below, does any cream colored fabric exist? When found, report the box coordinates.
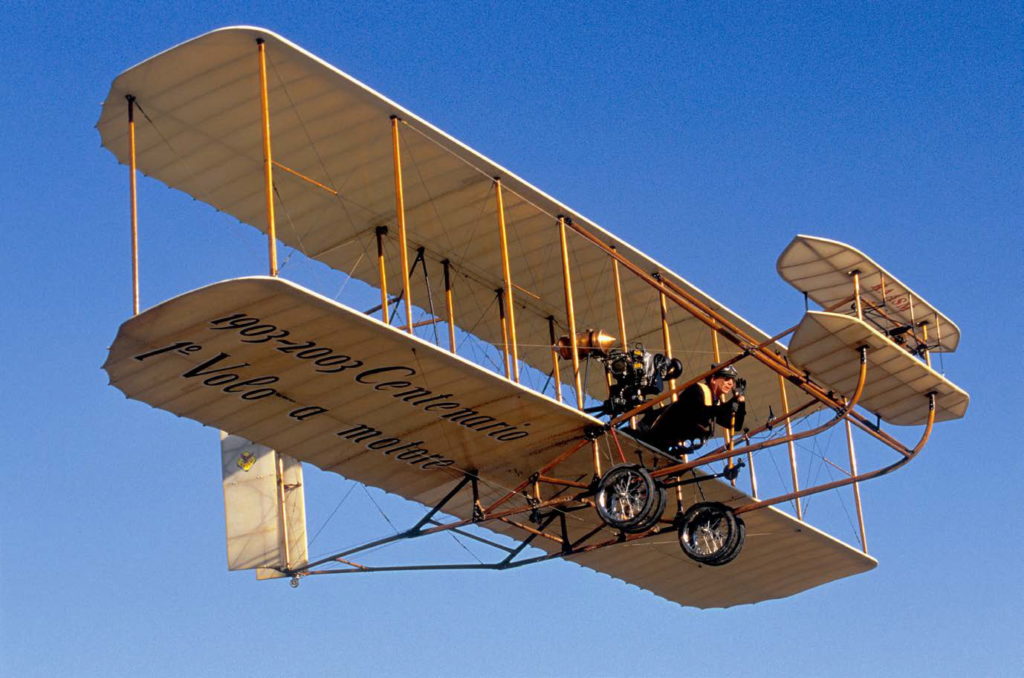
[98,26,811,435]
[788,311,969,425]
[777,235,960,352]
[105,277,875,608]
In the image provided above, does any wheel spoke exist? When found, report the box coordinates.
[677,502,742,565]
[595,464,663,533]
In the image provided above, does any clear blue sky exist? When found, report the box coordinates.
[3,2,1022,676]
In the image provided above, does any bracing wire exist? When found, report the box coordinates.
[363,485,401,535]
[132,100,220,210]
[309,481,358,547]
[266,55,377,225]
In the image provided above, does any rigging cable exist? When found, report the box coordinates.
[363,485,401,535]
[309,480,358,547]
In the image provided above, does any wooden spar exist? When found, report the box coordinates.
[548,316,562,403]
[375,226,389,324]
[390,116,413,333]
[256,39,278,277]
[496,289,511,378]
[611,247,628,349]
[650,347,871,480]
[734,394,936,517]
[845,415,868,553]
[558,217,584,409]
[494,179,519,382]
[920,320,932,367]
[563,220,859,414]
[275,451,293,568]
[127,95,139,316]
[443,259,456,352]
[610,251,637,426]
[747,449,758,497]
[778,374,802,519]
[658,289,677,401]
[851,269,863,320]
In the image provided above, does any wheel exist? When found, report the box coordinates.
[595,464,661,532]
[677,502,743,566]
[707,516,745,566]
[595,464,663,532]
[627,477,668,533]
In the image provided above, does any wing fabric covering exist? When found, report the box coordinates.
[777,235,961,352]
[104,277,875,608]
[788,312,968,425]
[96,25,812,434]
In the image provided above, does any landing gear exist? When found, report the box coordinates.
[594,464,665,533]
[677,502,744,566]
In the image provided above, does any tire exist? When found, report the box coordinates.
[677,502,743,566]
[707,516,745,566]
[595,464,663,532]
[626,477,668,533]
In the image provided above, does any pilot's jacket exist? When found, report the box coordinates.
[639,381,746,452]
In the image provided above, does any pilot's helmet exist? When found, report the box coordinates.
[712,365,739,380]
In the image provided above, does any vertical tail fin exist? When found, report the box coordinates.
[220,432,308,576]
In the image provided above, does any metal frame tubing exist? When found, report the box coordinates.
[747,448,758,497]
[606,352,750,429]
[127,95,140,316]
[294,470,609,577]
[844,416,868,552]
[274,451,294,568]
[291,392,936,580]
[856,295,931,351]
[734,393,936,516]
[658,289,677,400]
[591,440,602,477]
[778,374,803,519]
[256,39,278,277]
[375,226,389,323]
[443,259,456,352]
[289,223,946,579]
[604,316,803,432]
[564,220,855,414]
[611,248,628,349]
[390,116,413,333]
[558,217,584,408]
[483,437,590,514]
[496,289,511,378]
[920,321,932,367]
[494,179,520,382]
[548,316,563,403]
[851,269,863,320]
[711,323,721,363]
[271,160,338,196]
[610,253,639,425]
[649,346,870,481]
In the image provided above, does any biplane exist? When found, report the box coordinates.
[97,26,969,608]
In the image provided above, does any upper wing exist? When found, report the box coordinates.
[778,235,961,352]
[96,25,806,431]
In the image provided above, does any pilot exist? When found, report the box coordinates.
[637,365,746,455]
